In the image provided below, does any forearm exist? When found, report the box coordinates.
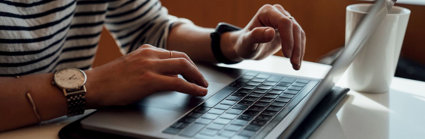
[167,23,240,63]
[0,71,98,131]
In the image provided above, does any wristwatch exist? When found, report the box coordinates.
[210,22,242,64]
[53,68,87,116]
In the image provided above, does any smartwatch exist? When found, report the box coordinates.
[210,22,242,64]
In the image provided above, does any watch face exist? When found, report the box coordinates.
[54,68,87,89]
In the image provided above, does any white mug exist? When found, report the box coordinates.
[345,4,410,93]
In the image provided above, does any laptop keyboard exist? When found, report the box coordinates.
[162,71,317,139]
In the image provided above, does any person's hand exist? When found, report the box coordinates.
[84,44,208,107]
[223,4,306,70]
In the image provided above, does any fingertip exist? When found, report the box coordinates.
[199,87,208,96]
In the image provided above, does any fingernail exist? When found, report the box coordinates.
[204,80,209,87]
[200,88,208,96]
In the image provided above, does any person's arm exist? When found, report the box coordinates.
[167,4,306,70]
[0,45,208,131]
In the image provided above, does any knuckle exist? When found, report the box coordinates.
[177,58,191,67]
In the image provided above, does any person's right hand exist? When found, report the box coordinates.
[84,44,208,108]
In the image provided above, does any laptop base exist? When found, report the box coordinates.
[58,87,348,139]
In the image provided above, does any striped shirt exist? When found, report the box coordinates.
[0,0,189,76]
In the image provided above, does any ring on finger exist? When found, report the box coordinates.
[169,51,173,58]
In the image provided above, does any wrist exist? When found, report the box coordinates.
[221,31,244,63]
[84,69,100,109]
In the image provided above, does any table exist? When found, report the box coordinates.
[1,56,424,139]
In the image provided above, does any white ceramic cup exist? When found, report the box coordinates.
[345,4,410,93]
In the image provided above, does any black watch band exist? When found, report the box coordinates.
[210,22,242,64]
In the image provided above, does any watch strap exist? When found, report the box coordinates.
[64,86,86,116]
[210,22,242,64]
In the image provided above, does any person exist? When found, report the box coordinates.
[0,0,305,131]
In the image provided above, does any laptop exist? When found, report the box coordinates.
[81,0,391,138]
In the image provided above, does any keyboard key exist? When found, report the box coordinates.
[277,82,291,87]
[202,113,219,119]
[194,134,216,139]
[171,122,189,129]
[238,100,254,106]
[214,118,232,125]
[262,81,278,86]
[232,104,248,110]
[220,113,238,119]
[253,89,268,94]
[258,98,274,103]
[268,90,283,95]
[218,130,237,137]
[275,97,291,103]
[231,119,249,126]
[199,128,219,136]
[180,117,196,123]
[179,123,206,137]
[225,124,243,131]
[281,77,296,83]
[207,123,225,130]
[187,112,203,118]
[208,108,225,114]
[221,100,237,106]
[279,93,295,98]
[292,82,306,87]
[243,72,257,76]
[241,75,255,80]
[296,79,309,84]
[226,96,243,101]
[242,85,256,90]
[248,92,263,98]
[163,127,181,135]
[263,94,279,99]
[253,102,269,107]
[256,73,270,79]
[238,114,255,121]
[226,109,243,115]
[284,90,298,95]
[245,124,261,132]
[239,130,256,137]
[266,76,281,82]
[257,114,273,121]
[215,104,231,110]
[243,110,260,117]
[288,86,303,91]
[261,110,278,116]
[195,118,213,125]
[248,106,265,112]
[271,102,286,107]
[194,107,211,114]
[251,119,268,126]
[274,86,287,91]
[246,81,261,86]
[251,78,266,83]
[257,85,273,90]
[266,106,282,112]
[243,96,259,102]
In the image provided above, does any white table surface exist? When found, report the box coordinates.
[1,56,424,139]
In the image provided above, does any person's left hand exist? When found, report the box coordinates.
[222,4,306,70]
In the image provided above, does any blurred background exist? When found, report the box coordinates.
[94,0,425,81]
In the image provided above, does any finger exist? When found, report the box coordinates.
[138,47,196,66]
[241,27,275,59]
[257,5,294,58]
[156,74,208,96]
[291,25,302,70]
[169,51,196,65]
[154,58,208,87]
[300,31,306,68]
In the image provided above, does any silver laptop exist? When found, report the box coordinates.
[81,0,392,138]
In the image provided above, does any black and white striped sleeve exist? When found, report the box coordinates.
[105,0,192,54]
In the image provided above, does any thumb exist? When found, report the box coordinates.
[244,27,275,45]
